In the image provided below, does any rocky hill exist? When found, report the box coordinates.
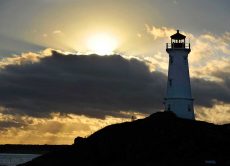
[19,112,230,166]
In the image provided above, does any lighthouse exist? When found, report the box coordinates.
[164,30,195,120]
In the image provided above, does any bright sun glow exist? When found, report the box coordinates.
[87,33,118,55]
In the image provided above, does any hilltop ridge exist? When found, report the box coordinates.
[19,111,230,166]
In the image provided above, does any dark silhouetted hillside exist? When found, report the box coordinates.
[19,112,230,166]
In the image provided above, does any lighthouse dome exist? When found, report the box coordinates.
[171,30,186,40]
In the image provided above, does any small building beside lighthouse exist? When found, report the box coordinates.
[164,30,195,120]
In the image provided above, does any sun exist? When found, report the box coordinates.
[87,33,118,55]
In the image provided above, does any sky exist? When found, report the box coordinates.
[0,0,230,144]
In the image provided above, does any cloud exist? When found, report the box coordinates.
[146,25,176,40]
[196,104,230,124]
[0,121,23,130]
[0,50,229,124]
[0,48,53,68]
[187,32,230,82]
[53,30,63,35]
[0,113,131,144]
[192,78,230,107]
[190,32,230,63]
[43,33,48,38]
[0,51,166,118]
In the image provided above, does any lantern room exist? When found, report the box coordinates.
[166,30,190,50]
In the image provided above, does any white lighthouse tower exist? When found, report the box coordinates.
[164,30,195,120]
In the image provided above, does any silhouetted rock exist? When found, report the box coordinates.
[73,136,85,146]
[18,112,230,166]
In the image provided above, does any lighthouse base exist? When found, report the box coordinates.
[164,98,195,120]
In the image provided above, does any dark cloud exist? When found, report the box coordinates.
[192,78,230,107]
[0,51,230,120]
[0,51,166,118]
[193,68,230,107]
[0,121,24,130]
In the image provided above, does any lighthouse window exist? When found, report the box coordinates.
[170,56,173,64]
[184,56,188,65]
[169,79,172,87]
[168,105,171,111]
[188,105,191,112]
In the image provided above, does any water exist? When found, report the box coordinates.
[0,153,40,166]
